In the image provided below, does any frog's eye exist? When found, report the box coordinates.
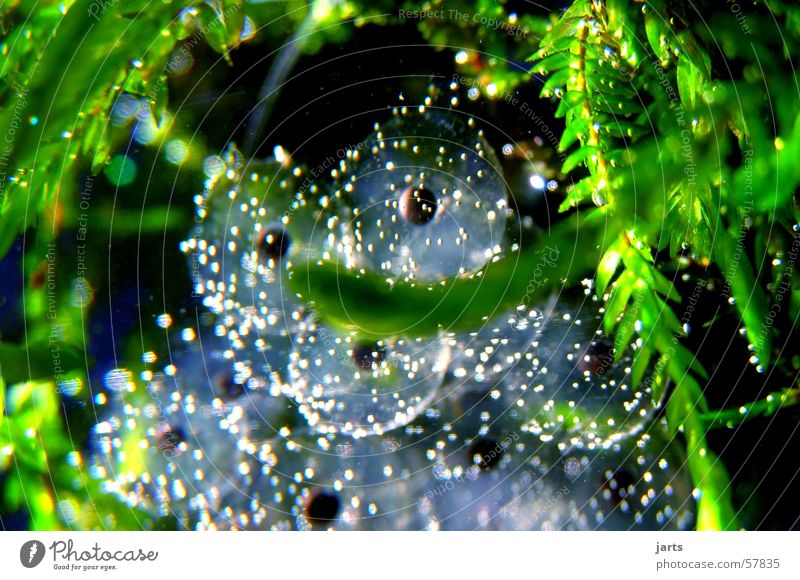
[600,468,636,506]
[398,185,438,225]
[156,424,187,454]
[469,437,504,471]
[305,490,341,527]
[350,342,387,370]
[578,339,615,375]
[255,225,291,263]
[214,370,246,400]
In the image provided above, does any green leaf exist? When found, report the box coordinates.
[622,245,679,302]
[676,30,712,79]
[7,381,61,425]
[562,145,597,174]
[603,268,635,334]
[645,7,669,62]
[613,288,643,355]
[8,421,48,472]
[533,34,576,59]
[643,291,683,335]
[27,477,58,531]
[4,476,24,512]
[631,342,654,386]
[601,120,642,139]
[0,0,199,260]
[197,0,246,57]
[667,374,737,530]
[288,210,613,339]
[555,91,586,118]
[606,98,647,117]
[540,69,573,98]
[595,238,624,296]
[532,52,572,75]
[0,340,83,386]
[711,229,771,365]
[651,358,670,406]
[676,59,699,111]
[558,118,590,151]
[701,389,800,429]
[676,341,709,381]
[558,178,594,211]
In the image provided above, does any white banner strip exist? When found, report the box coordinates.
[1,532,797,579]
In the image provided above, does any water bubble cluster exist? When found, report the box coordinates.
[335,105,509,283]
[286,325,451,438]
[92,88,695,530]
[464,300,657,449]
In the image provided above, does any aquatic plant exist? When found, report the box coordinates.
[1,0,799,531]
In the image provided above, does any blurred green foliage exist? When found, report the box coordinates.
[1,0,799,531]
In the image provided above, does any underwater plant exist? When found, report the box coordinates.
[1,0,799,533]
